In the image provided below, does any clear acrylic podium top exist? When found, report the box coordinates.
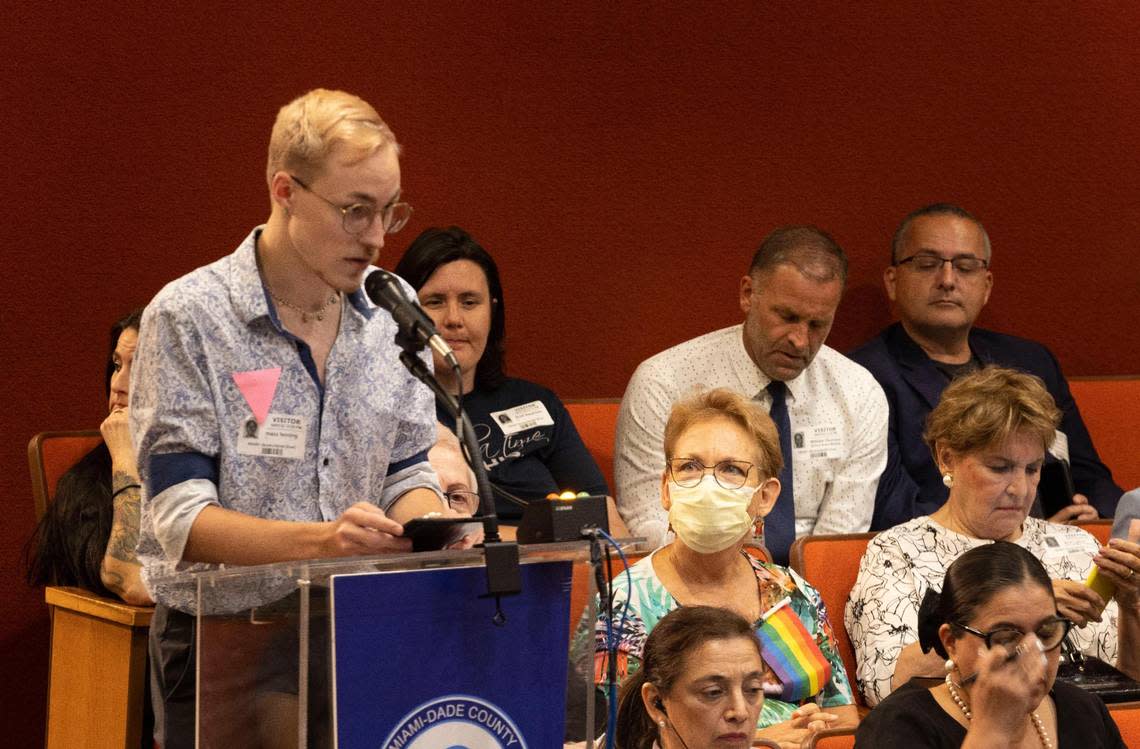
[154,538,645,748]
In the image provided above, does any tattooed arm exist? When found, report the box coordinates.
[101,408,153,605]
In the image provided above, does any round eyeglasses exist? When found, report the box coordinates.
[953,616,1072,656]
[895,253,988,276]
[667,458,755,490]
[290,175,412,236]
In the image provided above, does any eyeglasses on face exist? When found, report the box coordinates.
[289,175,412,236]
[445,489,480,514]
[895,253,988,275]
[667,458,755,490]
[953,616,1072,654]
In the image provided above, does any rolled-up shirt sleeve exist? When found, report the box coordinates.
[380,448,444,511]
[132,303,223,565]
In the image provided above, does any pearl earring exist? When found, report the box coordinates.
[658,719,666,727]
[942,472,954,488]
[945,658,955,673]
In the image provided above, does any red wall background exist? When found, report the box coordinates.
[3,3,1138,742]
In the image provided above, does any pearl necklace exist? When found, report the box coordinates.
[945,672,1052,748]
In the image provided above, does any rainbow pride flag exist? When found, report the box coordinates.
[756,597,832,702]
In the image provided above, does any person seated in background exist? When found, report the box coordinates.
[855,542,1126,748]
[575,388,857,746]
[615,225,887,564]
[395,226,616,529]
[846,367,1140,707]
[613,606,768,749]
[849,203,1121,529]
[1112,488,1140,540]
[25,308,152,606]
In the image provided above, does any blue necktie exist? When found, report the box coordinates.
[765,381,795,565]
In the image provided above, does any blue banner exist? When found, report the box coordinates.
[330,560,572,748]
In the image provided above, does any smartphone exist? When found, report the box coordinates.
[1086,566,1116,603]
[402,517,480,552]
[1038,459,1076,518]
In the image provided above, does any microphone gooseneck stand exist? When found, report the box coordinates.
[392,340,522,623]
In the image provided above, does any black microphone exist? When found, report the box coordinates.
[364,268,460,370]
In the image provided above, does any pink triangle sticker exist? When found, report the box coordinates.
[232,367,281,426]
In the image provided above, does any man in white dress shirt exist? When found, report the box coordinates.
[614,226,888,563]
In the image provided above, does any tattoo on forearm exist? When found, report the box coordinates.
[106,472,142,565]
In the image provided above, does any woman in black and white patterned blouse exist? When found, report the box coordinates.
[845,367,1140,707]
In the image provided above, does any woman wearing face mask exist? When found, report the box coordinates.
[573,388,857,747]
[855,542,1125,748]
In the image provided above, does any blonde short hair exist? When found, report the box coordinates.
[924,367,1061,460]
[266,88,399,185]
[663,388,783,479]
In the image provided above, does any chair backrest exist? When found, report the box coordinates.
[1069,377,1140,491]
[1076,518,1113,545]
[805,727,856,749]
[564,399,620,492]
[788,532,875,708]
[1108,703,1140,746]
[28,430,103,520]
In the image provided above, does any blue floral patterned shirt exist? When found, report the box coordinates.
[131,227,440,613]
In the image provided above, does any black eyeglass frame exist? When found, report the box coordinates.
[952,616,1073,653]
[893,253,990,274]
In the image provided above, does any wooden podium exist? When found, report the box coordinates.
[44,586,152,749]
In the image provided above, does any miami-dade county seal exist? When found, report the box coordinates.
[382,694,527,749]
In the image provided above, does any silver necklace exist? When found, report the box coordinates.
[268,288,340,323]
[945,672,1052,748]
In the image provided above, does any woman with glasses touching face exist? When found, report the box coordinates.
[855,542,1125,748]
[847,367,1140,708]
[395,226,611,526]
[573,388,857,747]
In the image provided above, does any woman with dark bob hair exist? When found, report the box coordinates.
[855,542,1125,747]
[614,605,768,749]
[25,307,152,605]
[395,226,609,522]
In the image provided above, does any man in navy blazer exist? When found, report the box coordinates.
[849,203,1122,528]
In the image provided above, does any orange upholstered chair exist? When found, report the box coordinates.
[28,431,153,749]
[1069,377,1140,491]
[1108,702,1140,746]
[1076,518,1113,545]
[805,727,856,748]
[28,430,104,519]
[565,399,621,492]
[789,533,875,709]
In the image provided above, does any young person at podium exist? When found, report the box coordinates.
[130,89,460,749]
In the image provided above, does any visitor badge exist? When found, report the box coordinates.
[792,425,844,460]
[236,413,307,459]
[1041,532,1090,560]
[1048,430,1070,463]
[489,401,554,436]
